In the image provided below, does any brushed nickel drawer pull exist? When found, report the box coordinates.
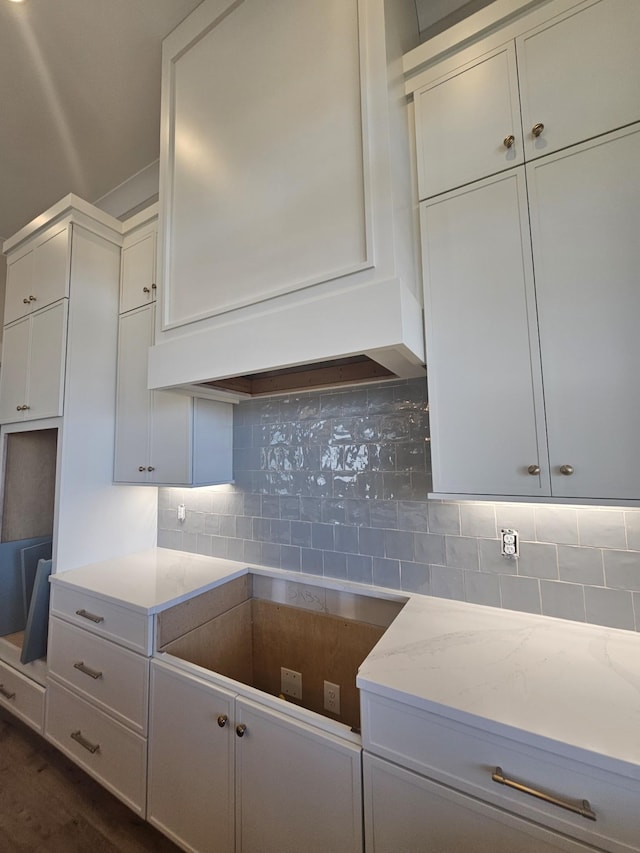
[75,608,105,624]
[0,684,16,700]
[70,730,100,754]
[492,767,596,821]
[73,661,103,680]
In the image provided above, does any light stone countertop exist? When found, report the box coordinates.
[50,547,640,779]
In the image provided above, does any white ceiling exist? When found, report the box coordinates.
[0,0,489,242]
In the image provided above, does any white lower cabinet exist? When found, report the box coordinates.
[363,754,593,853]
[361,692,640,853]
[147,659,363,853]
[45,590,153,818]
[0,658,45,733]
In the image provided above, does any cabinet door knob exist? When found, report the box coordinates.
[151,283,157,290]
[138,466,147,472]
[143,286,151,293]
[217,714,228,728]
[23,298,30,304]
[16,405,22,412]
[29,295,36,301]
[22,405,30,410]
[236,724,247,738]
[532,122,545,138]
[527,464,540,475]
[559,464,574,476]
[503,134,515,149]
[147,466,155,472]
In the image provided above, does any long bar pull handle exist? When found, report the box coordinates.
[71,730,100,754]
[0,684,16,700]
[73,661,103,680]
[492,767,596,821]
[75,609,105,624]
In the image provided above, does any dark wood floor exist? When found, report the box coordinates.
[0,709,181,852]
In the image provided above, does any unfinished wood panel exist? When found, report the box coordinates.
[163,600,253,686]
[4,632,23,649]
[1,429,57,543]
[157,574,251,647]
[252,600,384,731]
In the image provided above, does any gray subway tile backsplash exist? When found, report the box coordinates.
[158,378,640,632]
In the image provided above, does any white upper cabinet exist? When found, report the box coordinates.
[406,0,640,501]
[150,0,425,393]
[4,223,70,325]
[120,212,157,315]
[527,125,640,500]
[415,43,523,200]
[421,169,548,497]
[517,0,640,161]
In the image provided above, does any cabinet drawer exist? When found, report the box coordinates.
[0,660,45,733]
[45,680,147,816]
[362,693,640,853]
[48,618,149,735]
[50,585,150,654]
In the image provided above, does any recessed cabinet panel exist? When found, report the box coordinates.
[517,0,640,162]
[236,697,363,853]
[0,319,31,423]
[114,306,152,484]
[4,250,34,326]
[4,224,69,326]
[27,301,67,421]
[148,391,192,485]
[415,43,523,199]
[421,169,548,496]
[527,125,640,500]
[147,662,235,853]
[120,230,156,314]
[164,0,367,326]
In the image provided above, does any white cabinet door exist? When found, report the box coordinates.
[4,223,69,325]
[421,168,548,497]
[0,316,30,422]
[120,228,156,315]
[0,301,67,423]
[27,300,67,421]
[147,661,235,853]
[517,0,640,162]
[415,42,523,199]
[528,124,640,500]
[235,697,362,853]
[364,754,595,853]
[114,305,152,483]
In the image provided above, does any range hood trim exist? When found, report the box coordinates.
[147,278,426,397]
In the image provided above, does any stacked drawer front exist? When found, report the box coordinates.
[0,659,45,733]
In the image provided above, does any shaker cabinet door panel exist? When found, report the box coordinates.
[517,0,640,162]
[415,43,523,199]
[120,230,156,315]
[27,300,67,421]
[235,697,363,853]
[527,125,640,500]
[421,169,548,496]
[148,391,192,485]
[0,318,30,422]
[4,250,35,326]
[114,306,152,483]
[147,661,235,853]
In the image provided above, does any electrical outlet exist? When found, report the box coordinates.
[500,528,519,557]
[177,504,186,522]
[281,667,302,700]
[324,680,340,715]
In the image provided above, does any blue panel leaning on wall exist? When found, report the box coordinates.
[159,378,640,633]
